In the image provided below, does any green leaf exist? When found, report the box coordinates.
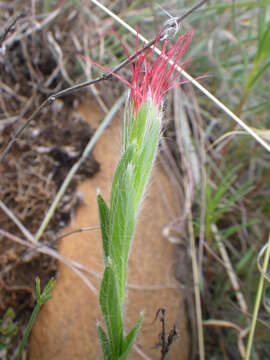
[99,261,123,358]
[37,277,55,305]
[246,22,270,90]
[110,146,136,302]
[112,164,136,299]
[97,323,112,360]
[129,103,150,149]
[119,312,143,360]
[247,58,270,88]
[0,307,17,351]
[204,166,252,238]
[97,194,110,260]
[16,278,54,360]
[110,144,134,212]
[256,23,270,65]
[132,104,161,210]
[35,277,41,298]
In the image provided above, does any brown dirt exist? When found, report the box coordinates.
[0,27,99,357]
[29,99,189,359]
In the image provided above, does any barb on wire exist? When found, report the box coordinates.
[0,0,206,163]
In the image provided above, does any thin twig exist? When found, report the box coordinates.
[4,8,61,49]
[56,226,100,242]
[0,11,26,47]
[0,200,35,244]
[0,202,101,279]
[47,31,74,85]
[0,227,98,294]
[127,283,178,290]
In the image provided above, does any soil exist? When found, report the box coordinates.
[0,30,99,358]
[29,99,189,360]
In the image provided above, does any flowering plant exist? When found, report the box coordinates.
[97,31,192,359]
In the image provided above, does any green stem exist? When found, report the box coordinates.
[16,303,41,360]
[16,278,54,359]
[235,88,249,118]
[245,234,270,359]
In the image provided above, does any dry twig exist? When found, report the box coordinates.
[0,11,26,49]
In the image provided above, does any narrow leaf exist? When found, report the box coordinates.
[110,145,136,302]
[256,23,270,65]
[97,323,112,360]
[110,144,134,212]
[110,162,136,303]
[99,261,123,358]
[132,105,161,210]
[119,312,144,360]
[97,194,110,259]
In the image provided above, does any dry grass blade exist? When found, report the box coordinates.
[0,11,26,47]
[173,87,201,186]
[172,84,205,358]
[0,199,101,278]
[35,92,126,241]
[47,32,73,85]
[188,212,205,360]
[212,224,248,314]
[4,8,61,49]
[208,128,270,152]
[203,320,248,358]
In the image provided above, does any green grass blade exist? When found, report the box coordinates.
[16,278,54,360]
[246,22,270,90]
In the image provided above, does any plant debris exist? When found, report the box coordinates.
[0,10,100,358]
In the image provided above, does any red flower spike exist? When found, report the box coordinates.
[126,31,193,113]
[85,30,193,114]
